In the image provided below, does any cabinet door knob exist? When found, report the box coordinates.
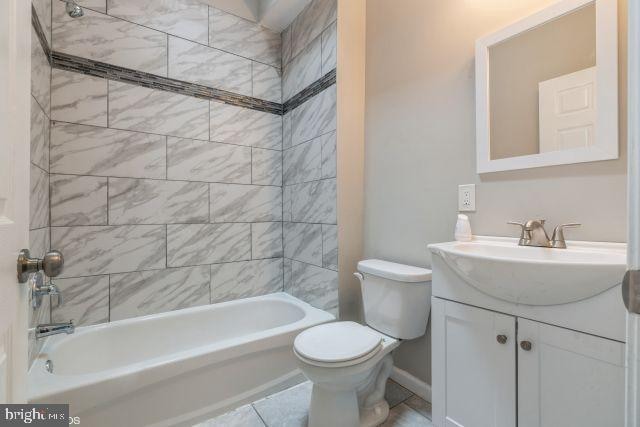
[520,340,532,351]
[496,334,508,344]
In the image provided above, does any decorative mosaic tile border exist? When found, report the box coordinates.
[32,4,51,62]
[52,51,284,115]
[283,69,337,114]
[31,7,336,116]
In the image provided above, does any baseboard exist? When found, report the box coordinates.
[390,366,431,402]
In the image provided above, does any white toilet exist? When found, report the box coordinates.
[293,259,432,427]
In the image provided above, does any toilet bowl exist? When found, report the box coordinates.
[294,259,432,427]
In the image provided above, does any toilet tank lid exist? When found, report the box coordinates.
[357,259,432,283]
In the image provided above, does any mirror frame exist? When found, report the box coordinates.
[475,0,618,173]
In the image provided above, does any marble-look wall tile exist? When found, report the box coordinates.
[77,0,107,13]
[252,148,282,186]
[211,258,283,303]
[290,0,336,59]
[109,81,209,140]
[52,276,109,326]
[286,260,338,310]
[252,222,283,259]
[283,139,321,185]
[283,186,292,221]
[210,101,282,150]
[167,137,251,184]
[284,222,322,266]
[51,122,166,179]
[282,26,292,67]
[322,224,337,270]
[107,0,209,45]
[108,178,209,224]
[283,257,292,291]
[283,112,292,150]
[110,266,210,321]
[168,36,252,96]
[33,0,52,46]
[210,184,282,223]
[283,37,321,102]
[30,165,49,230]
[30,96,49,172]
[52,0,167,75]
[29,228,50,259]
[50,174,108,226]
[291,179,336,224]
[253,63,282,103]
[320,131,337,179]
[167,223,251,267]
[31,26,50,116]
[291,85,336,146]
[51,225,166,277]
[209,8,281,68]
[321,21,337,74]
[51,69,108,127]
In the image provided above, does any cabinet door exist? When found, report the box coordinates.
[518,318,625,427]
[432,298,516,427]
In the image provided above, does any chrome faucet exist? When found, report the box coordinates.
[35,321,74,339]
[508,220,580,248]
[29,273,63,308]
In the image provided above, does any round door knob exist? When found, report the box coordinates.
[496,334,508,344]
[42,250,64,278]
[520,340,532,351]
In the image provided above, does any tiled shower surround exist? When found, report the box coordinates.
[282,2,338,311]
[28,0,338,357]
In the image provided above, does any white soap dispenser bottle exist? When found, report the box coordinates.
[454,214,472,242]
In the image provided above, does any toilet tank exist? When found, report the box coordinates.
[357,259,432,340]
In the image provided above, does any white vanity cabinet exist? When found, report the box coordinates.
[432,298,625,427]
[432,299,516,427]
[517,318,625,427]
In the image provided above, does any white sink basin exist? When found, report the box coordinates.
[428,236,626,306]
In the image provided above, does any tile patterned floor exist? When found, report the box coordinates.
[195,379,433,427]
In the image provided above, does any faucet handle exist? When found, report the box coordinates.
[507,221,527,244]
[551,223,581,249]
[507,221,525,233]
[49,282,63,307]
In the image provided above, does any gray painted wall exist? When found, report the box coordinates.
[364,0,628,384]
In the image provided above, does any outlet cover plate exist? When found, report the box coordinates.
[458,184,476,212]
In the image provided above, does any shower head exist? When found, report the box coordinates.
[63,0,84,18]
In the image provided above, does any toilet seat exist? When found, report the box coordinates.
[294,321,383,367]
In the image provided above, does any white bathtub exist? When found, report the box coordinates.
[28,292,334,427]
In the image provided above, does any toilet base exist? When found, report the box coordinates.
[308,384,359,427]
[360,399,390,427]
[306,354,395,427]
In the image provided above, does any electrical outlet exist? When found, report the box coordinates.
[458,184,476,212]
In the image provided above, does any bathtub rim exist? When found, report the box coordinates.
[28,292,335,403]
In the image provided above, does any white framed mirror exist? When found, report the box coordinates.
[475,0,618,173]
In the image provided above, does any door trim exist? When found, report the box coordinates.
[625,0,640,424]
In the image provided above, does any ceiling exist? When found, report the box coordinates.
[201,0,312,31]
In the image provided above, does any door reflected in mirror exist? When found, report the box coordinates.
[489,3,595,160]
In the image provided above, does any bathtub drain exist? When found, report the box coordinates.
[45,359,53,373]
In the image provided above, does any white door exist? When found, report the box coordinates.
[432,298,516,427]
[518,318,625,427]
[625,0,640,425]
[0,0,32,404]
[538,66,597,153]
